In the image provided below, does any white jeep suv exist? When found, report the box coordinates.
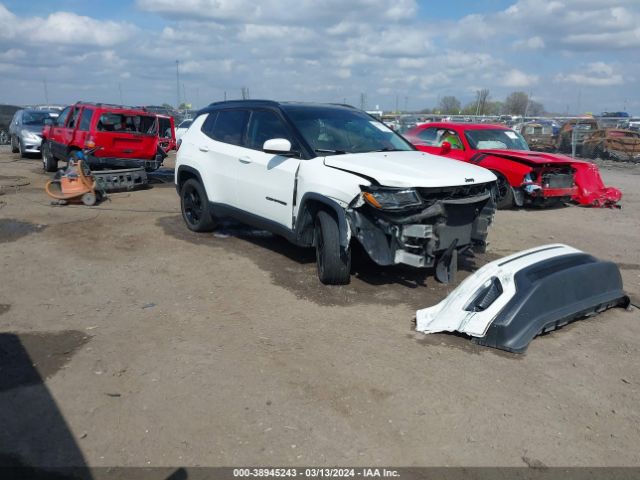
[175,101,497,284]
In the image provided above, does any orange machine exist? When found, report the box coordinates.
[45,160,99,206]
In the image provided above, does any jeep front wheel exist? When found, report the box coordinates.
[180,178,216,232]
[314,210,351,285]
[42,141,58,172]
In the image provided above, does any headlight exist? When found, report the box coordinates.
[361,187,422,210]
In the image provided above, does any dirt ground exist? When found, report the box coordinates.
[0,145,639,468]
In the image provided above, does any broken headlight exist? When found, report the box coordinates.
[361,187,422,211]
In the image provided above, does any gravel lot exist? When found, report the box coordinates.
[0,145,639,468]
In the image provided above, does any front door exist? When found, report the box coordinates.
[234,109,300,228]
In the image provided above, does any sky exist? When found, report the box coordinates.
[0,0,638,114]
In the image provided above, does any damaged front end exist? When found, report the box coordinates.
[415,244,630,353]
[517,165,576,206]
[347,182,496,283]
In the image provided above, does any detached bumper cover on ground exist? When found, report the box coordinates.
[416,244,630,353]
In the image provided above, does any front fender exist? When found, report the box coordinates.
[474,155,531,186]
[296,192,350,249]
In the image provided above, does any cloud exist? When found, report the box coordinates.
[0,1,637,114]
[0,6,137,47]
[513,36,545,50]
[555,62,624,86]
[500,69,539,87]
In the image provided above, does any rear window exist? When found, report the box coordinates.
[97,113,158,135]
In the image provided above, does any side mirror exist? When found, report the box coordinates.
[440,141,452,154]
[263,138,293,155]
[44,118,54,126]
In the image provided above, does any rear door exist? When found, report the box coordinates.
[234,109,301,228]
[196,109,249,208]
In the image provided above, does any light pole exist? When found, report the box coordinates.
[176,60,180,109]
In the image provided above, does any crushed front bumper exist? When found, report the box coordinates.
[416,244,630,353]
[348,185,495,282]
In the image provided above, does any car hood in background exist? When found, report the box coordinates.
[478,149,582,166]
[324,150,496,188]
[20,125,45,135]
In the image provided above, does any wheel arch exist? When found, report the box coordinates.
[176,165,204,195]
[295,192,350,249]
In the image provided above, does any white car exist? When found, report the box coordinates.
[175,119,193,142]
[175,101,497,284]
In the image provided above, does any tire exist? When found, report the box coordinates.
[18,139,26,158]
[180,178,216,232]
[0,130,8,145]
[42,141,58,172]
[494,173,515,209]
[314,210,351,285]
[10,135,18,153]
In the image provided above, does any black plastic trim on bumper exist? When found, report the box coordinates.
[85,156,163,171]
[474,253,630,353]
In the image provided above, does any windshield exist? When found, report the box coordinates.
[179,120,193,128]
[283,106,414,155]
[465,128,529,151]
[22,111,55,126]
[96,113,158,135]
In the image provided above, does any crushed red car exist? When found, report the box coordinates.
[41,102,175,172]
[404,122,621,209]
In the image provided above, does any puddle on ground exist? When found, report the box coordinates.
[0,330,90,392]
[0,219,47,243]
[158,214,489,308]
[0,304,10,316]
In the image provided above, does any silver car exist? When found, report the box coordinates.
[9,109,57,157]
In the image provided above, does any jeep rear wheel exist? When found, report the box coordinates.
[42,141,58,172]
[314,210,351,285]
[180,178,216,232]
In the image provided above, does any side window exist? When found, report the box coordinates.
[211,110,249,146]
[200,112,218,139]
[437,129,464,150]
[68,107,81,129]
[78,108,94,131]
[57,107,71,127]
[246,110,291,151]
[416,127,438,145]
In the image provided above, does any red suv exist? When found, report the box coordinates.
[41,102,175,172]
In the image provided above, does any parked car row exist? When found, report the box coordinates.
[7,102,177,172]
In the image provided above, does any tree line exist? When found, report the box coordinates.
[422,91,544,116]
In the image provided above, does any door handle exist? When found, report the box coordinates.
[198,145,209,152]
[238,156,252,164]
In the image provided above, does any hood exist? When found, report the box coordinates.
[21,124,44,135]
[479,149,582,166]
[323,150,496,188]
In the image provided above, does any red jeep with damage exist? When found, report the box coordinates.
[41,102,175,172]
